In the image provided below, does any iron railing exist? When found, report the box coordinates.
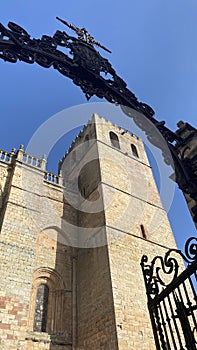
[141,237,197,350]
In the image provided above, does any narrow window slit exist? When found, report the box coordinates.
[140,225,147,239]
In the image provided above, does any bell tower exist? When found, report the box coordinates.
[0,112,180,349]
[60,113,178,349]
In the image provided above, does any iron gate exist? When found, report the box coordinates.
[141,237,197,350]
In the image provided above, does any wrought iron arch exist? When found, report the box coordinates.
[0,18,196,223]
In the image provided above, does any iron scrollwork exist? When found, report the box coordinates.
[141,237,197,299]
[141,249,180,298]
[141,237,197,350]
[0,20,137,103]
[0,19,197,219]
[184,236,197,262]
[0,18,178,139]
[0,18,184,147]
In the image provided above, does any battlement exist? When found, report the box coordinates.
[58,113,147,173]
[91,112,140,141]
[66,113,141,153]
[0,114,149,193]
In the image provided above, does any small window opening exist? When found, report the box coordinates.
[109,131,120,149]
[84,134,89,150]
[71,150,76,163]
[131,144,139,158]
[34,284,49,332]
[85,134,89,143]
[140,225,147,239]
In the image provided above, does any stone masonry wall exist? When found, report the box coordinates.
[0,151,73,350]
[94,115,179,349]
[0,113,183,350]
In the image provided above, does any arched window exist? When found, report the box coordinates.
[30,267,67,336]
[131,144,139,158]
[109,131,120,149]
[140,225,147,239]
[34,284,49,332]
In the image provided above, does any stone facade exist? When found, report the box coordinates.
[0,114,178,349]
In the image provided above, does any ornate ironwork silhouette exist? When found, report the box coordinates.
[56,17,112,53]
[0,19,175,139]
[141,237,197,349]
[0,19,196,224]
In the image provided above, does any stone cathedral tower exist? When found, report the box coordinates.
[0,113,178,350]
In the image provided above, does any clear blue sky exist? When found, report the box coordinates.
[0,1,196,251]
